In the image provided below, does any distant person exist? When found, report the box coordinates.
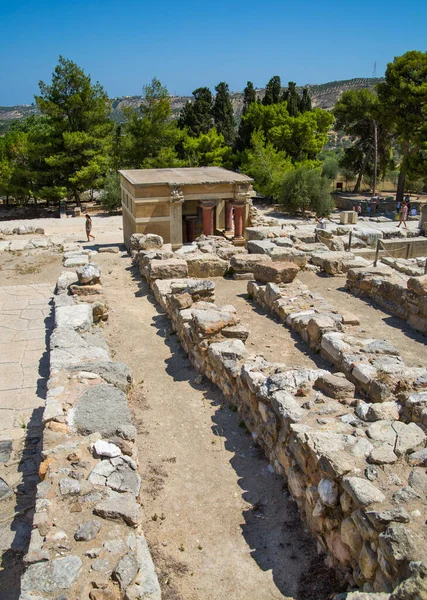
[396,198,401,214]
[367,204,371,217]
[85,214,95,241]
[410,207,417,216]
[375,197,380,212]
[397,202,408,229]
[352,205,357,212]
[357,203,362,215]
[315,214,327,229]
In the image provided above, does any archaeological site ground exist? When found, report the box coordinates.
[0,199,427,600]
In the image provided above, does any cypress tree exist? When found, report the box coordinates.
[178,87,213,136]
[262,76,281,105]
[234,82,256,152]
[300,87,312,113]
[213,82,235,146]
[286,82,300,117]
[242,81,256,113]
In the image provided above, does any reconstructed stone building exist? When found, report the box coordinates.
[119,167,254,249]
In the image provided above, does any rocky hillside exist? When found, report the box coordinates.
[1,77,384,131]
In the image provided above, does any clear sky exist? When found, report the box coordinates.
[0,0,426,106]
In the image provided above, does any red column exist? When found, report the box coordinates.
[225,201,234,232]
[202,203,214,236]
[233,203,244,238]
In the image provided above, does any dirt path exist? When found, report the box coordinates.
[98,254,339,600]
[299,271,426,367]
[214,278,328,370]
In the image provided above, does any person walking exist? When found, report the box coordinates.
[397,202,408,229]
[85,214,95,241]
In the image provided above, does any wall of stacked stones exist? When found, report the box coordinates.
[132,240,427,598]
[19,266,161,599]
[346,269,427,335]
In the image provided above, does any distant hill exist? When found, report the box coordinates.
[0,77,384,131]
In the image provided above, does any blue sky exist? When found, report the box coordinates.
[0,0,426,105]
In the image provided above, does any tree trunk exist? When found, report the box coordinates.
[353,148,372,193]
[372,121,378,195]
[396,141,409,203]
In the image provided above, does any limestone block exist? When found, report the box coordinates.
[130,233,163,251]
[55,304,93,333]
[146,259,188,281]
[268,247,307,267]
[63,255,89,268]
[55,271,77,294]
[247,240,276,254]
[342,476,386,507]
[253,261,299,284]
[185,253,228,278]
[76,263,101,285]
[70,283,103,296]
[192,308,237,336]
[315,373,356,400]
[230,254,271,273]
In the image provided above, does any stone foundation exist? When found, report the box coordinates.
[134,250,427,598]
[19,272,161,599]
[346,268,427,334]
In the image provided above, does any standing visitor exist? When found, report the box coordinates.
[397,202,408,229]
[85,214,95,241]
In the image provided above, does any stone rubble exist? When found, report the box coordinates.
[133,244,427,598]
[18,267,161,599]
[346,268,427,334]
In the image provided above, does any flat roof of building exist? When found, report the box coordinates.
[118,167,253,187]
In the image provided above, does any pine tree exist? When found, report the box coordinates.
[262,76,281,105]
[178,87,213,136]
[300,88,312,113]
[35,56,113,202]
[212,82,235,146]
[234,82,257,152]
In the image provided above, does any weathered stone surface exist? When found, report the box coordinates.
[268,247,307,267]
[76,263,101,285]
[230,254,272,273]
[59,477,81,496]
[221,324,250,341]
[318,478,339,507]
[55,304,93,333]
[342,477,386,507]
[55,271,77,294]
[368,446,398,465]
[68,361,132,392]
[64,255,89,268]
[94,491,142,526]
[146,259,188,281]
[407,275,427,296]
[315,373,355,400]
[247,240,276,254]
[72,384,133,438]
[93,440,122,458]
[70,283,103,297]
[130,233,163,251]
[185,253,228,278]
[192,308,237,336]
[113,553,139,589]
[0,441,12,463]
[74,519,102,541]
[0,477,13,500]
[106,461,141,496]
[124,534,162,600]
[21,556,82,593]
[253,261,299,284]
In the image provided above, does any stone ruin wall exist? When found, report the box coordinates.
[346,268,427,335]
[18,256,161,600]
[131,236,427,599]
